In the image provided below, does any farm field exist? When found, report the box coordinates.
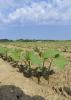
[0,40,71,100]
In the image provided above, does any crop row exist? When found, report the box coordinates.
[0,46,68,84]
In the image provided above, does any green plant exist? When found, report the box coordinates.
[20,51,33,77]
[33,48,68,84]
[0,47,9,60]
[23,51,32,67]
[8,48,22,61]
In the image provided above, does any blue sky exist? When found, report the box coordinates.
[0,0,71,40]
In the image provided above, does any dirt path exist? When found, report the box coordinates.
[0,59,39,94]
[0,59,70,100]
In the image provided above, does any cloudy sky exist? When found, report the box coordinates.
[0,0,71,40]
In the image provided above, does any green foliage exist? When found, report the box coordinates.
[42,49,68,70]
[0,47,68,70]
[43,49,61,59]
[30,52,42,66]
[8,48,22,61]
[21,51,42,66]
[22,49,68,70]
[0,47,8,55]
[54,56,68,70]
[24,51,31,61]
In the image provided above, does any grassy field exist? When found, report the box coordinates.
[0,40,71,100]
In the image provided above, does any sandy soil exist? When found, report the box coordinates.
[0,58,71,100]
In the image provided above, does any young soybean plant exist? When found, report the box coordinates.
[33,48,68,84]
[21,50,43,80]
[29,51,43,84]
[21,51,34,78]
[8,48,22,67]
[42,49,68,83]
[24,51,31,67]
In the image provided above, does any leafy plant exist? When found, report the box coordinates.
[33,48,68,84]
[20,51,33,77]
[0,47,9,60]
[8,48,22,61]
[23,51,32,67]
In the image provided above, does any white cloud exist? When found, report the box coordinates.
[1,0,71,24]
